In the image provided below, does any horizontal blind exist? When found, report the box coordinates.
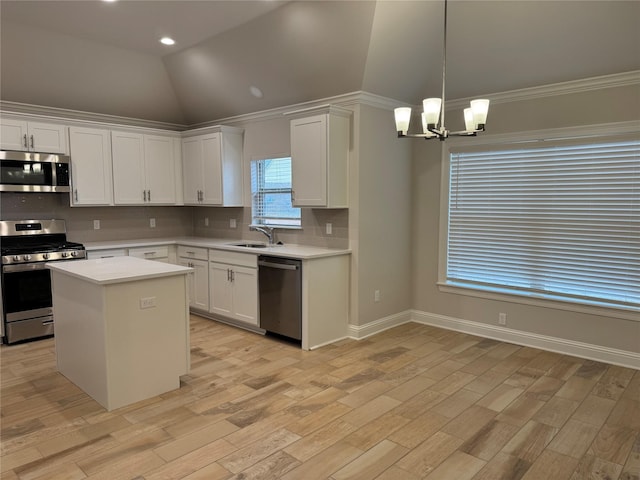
[447,139,640,308]
[251,157,301,227]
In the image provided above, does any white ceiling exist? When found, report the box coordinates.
[1,0,639,126]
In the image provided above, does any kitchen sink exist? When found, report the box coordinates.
[230,243,268,248]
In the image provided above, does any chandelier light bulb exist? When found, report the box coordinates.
[422,98,442,128]
[470,99,490,127]
[464,108,475,131]
[394,108,412,135]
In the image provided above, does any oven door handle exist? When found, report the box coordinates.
[2,262,49,273]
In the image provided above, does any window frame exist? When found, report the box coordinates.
[437,121,640,322]
[250,156,301,229]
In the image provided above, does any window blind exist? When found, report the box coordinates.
[251,157,301,227]
[447,139,640,309]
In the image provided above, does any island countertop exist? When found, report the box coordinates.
[46,256,193,285]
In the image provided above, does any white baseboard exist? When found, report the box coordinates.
[347,311,413,340]
[412,310,640,370]
[345,309,639,369]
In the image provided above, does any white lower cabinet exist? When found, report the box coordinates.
[86,248,127,259]
[128,245,170,263]
[208,250,258,327]
[177,246,209,311]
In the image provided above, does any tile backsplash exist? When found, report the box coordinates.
[193,207,349,249]
[1,193,348,248]
[0,193,193,243]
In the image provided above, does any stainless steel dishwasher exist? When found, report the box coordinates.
[258,256,302,341]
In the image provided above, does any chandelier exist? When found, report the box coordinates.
[394,0,490,140]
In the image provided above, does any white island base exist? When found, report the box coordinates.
[48,256,192,411]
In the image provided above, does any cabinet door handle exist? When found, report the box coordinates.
[143,190,147,202]
[23,134,28,149]
[30,135,34,149]
[148,190,151,201]
[230,270,235,282]
[291,190,296,203]
[74,189,78,202]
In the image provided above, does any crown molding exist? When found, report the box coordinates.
[2,71,638,130]
[447,70,640,110]
[0,101,185,131]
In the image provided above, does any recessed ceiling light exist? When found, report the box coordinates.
[160,37,176,46]
[102,0,118,3]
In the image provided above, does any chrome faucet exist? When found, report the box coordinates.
[250,225,276,245]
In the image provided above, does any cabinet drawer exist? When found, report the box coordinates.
[178,245,208,261]
[209,249,257,268]
[87,248,128,259]
[128,245,169,260]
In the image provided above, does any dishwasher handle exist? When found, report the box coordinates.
[258,260,299,270]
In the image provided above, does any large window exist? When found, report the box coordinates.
[251,157,301,227]
[443,135,639,312]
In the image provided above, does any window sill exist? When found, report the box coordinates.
[250,224,303,231]
[437,281,640,322]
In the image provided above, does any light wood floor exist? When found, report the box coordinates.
[1,315,639,480]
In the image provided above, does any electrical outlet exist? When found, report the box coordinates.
[498,312,507,325]
[140,297,156,309]
[326,223,332,235]
[149,218,156,228]
[230,218,237,229]
[374,289,380,302]
[93,220,100,230]
[204,217,209,227]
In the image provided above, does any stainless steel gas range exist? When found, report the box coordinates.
[1,219,86,344]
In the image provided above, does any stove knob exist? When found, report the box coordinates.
[43,253,50,260]
[13,255,20,261]
[70,251,78,257]
[62,252,69,258]
[23,254,31,261]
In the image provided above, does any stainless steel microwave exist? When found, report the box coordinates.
[0,150,71,193]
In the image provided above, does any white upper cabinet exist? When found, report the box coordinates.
[68,126,113,206]
[112,131,178,205]
[181,126,243,206]
[1,118,68,154]
[289,105,350,208]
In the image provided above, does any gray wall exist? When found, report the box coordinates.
[353,103,413,326]
[0,22,185,124]
[411,84,640,353]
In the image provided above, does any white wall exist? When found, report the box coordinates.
[411,84,640,354]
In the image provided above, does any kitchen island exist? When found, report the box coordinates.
[47,256,192,411]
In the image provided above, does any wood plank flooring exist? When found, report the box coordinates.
[1,315,639,479]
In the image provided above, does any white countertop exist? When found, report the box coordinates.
[47,256,192,285]
[83,236,351,260]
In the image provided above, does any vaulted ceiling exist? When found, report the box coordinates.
[1,0,639,126]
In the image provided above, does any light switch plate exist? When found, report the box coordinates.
[93,220,100,230]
